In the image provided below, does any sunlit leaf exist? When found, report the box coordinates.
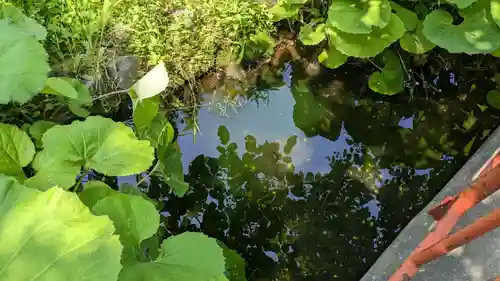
[133,62,169,101]
[0,182,123,281]
[41,77,79,99]
[327,0,391,34]
[423,2,500,53]
[0,123,35,180]
[318,47,348,69]
[270,1,303,21]
[119,232,227,281]
[39,116,154,176]
[400,21,436,54]
[244,32,276,59]
[448,0,478,8]
[326,13,405,58]
[391,2,418,31]
[0,3,46,40]
[25,150,80,191]
[299,23,326,45]
[368,50,405,95]
[69,103,91,117]
[0,20,49,104]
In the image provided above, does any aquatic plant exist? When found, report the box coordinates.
[285,0,500,98]
[0,8,246,281]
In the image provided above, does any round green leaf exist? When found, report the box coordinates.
[218,241,247,281]
[270,3,302,21]
[157,142,189,197]
[0,123,35,180]
[391,2,418,31]
[40,116,154,176]
[368,51,405,95]
[63,78,92,105]
[119,232,226,281]
[41,77,79,99]
[244,31,276,60]
[93,193,159,251]
[68,103,91,117]
[327,13,405,58]
[487,90,500,109]
[327,0,391,34]
[400,22,436,54]
[318,47,348,69]
[423,3,500,54]
[0,4,47,40]
[299,23,326,45]
[448,0,478,9]
[0,20,49,104]
[0,185,123,281]
[284,135,298,154]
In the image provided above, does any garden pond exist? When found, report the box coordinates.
[116,56,500,281]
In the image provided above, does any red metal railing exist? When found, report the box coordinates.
[387,154,500,281]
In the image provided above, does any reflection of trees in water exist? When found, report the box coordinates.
[152,61,499,281]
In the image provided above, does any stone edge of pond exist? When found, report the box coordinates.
[360,125,500,281]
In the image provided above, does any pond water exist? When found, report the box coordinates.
[147,58,500,281]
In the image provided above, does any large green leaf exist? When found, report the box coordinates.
[298,23,326,45]
[400,22,436,54]
[317,47,348,69]
[391,2,418,31]
[24,150,80,191]
[0,183,123,281]
[326,13,405,58]
[0,20,49,104]
[0,4,46,40]
[93,193,159,262]
[218,125,231,145]
[244,32,276,60]
[423,2,500,53]
[41,77,79,99]
[39,116,154,176]
[269,0,306,21]
[327,0,391,34]
[0,123,35,180]
[119,232,227,281]
[368,50,405,95]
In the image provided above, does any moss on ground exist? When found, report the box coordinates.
[7,0,274,89]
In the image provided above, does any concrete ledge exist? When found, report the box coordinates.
[360,126,500,281]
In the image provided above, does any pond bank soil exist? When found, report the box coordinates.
[360,125,500,281]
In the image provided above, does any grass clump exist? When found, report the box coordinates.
[111,0,275,86]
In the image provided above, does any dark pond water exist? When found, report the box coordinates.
[147,56,500,281]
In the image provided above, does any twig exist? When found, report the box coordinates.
[92,88,130,101]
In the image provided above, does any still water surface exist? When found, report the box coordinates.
[150,60,500,281]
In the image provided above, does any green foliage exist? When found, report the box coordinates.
[327,13,405,58]
[0,178,123,281]
[0,20,49,104]
[270,0,307,21]
[39,116,155,176]
[422,2,500,53]
[218,125,231,145]
[448,0,478,9]
[327,0,391,34]
[368,51,405,95]
[400,22,436,54]
[244,31,276,60]
[0,124,35,180]
[299,23,326,45]
[119,232,227,281]
[317,47,348,69]
[0,3,46,40]
[487,90,500,109]
[41,77,79,99]
[28,120,57,148]
[391,2,417,31]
